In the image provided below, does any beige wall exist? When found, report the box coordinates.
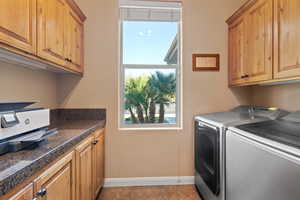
[1,0,298,179]
[0,62,58,108]
[2,0,299,179]
[57,0,251,178]
[252,83,300,111]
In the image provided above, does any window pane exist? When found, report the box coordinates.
[124,68,177,125]
[123,21,178,65]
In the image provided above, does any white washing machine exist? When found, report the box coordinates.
[194,106,288,200]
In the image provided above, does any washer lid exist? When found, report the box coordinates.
[195,106,289,127]
[236,120,300,149]
[196,111,254,125]
[282,111,300,123]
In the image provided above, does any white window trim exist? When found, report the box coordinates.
[118,7,183,130]
[119,0,181,9]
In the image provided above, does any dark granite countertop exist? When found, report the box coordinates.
[0,120,106,197]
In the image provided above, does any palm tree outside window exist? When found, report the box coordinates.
[119,3,182,128]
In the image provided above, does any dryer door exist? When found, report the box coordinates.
[195,121,220,195]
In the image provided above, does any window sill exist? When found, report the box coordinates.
[118,126,183,131]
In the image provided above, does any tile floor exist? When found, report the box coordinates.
[98,185,202,200]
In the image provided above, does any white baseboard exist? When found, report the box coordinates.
[104,176,195,187]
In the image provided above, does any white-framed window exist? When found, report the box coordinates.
[119,1,182,129]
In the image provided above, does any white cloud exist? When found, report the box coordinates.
[147,29,152,36]
[138,29,152,37]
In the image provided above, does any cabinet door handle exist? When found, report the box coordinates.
[241,74,249,79]
[37,188,47,196]
[92,140,99,145]
[65,58,73,62]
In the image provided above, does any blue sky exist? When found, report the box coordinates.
[123,21,178,65]
[125,68,176,79]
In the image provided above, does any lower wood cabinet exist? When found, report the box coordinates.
[75,136,93,200]
[8,184,33,200]
[34,152,75,200]
[2,128,105,200]
[93,129,105,198]
[76,129,105,200]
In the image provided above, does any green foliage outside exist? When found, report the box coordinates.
[125,71,176,124]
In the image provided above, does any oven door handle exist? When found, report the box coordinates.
[198,122,218,131]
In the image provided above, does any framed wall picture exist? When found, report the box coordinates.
[192,54,220,71]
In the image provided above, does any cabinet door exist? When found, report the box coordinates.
[34,152,75,200]
[93,130,105,198]
[37,0,67,66]
[274,0,300,79]
[8,184,33,200]
[75,136,93,200]
[244,0,273,82]
[228,18,245,86]
[0,0,36,54]
[65,7,84,73]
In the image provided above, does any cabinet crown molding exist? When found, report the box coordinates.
[226,0,257,24]
[66,0,87,21]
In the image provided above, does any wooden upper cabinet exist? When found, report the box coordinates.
[274,0,300,79]
[37,0,67,66]
[244,0,273,82]
[228,18,246,85]
[227,0,273,86]
[37,0,85,73]
[8,184,33,200]
[0,0,36,54]
[34,152,75,200]
[64,6,85,73]
[0,0,85,74]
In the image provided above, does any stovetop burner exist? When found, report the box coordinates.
[0,128,58,155]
